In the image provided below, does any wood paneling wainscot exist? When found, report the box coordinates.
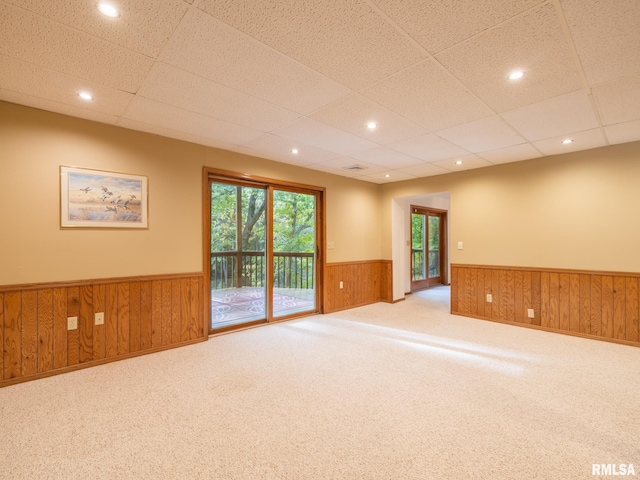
[451,265,640,347]
[1,273,205,388]
[324,260,393,313]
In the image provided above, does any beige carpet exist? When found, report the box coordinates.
[1,286,638,479]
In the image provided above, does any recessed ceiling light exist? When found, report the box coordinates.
[78,91,94,101]
[384,174,390,178]
[508,70,525,80]
[98,2,119,17]
[291,148,299,154]
[455,160,464,165]
[367,121,377,130]
[562,138,573,144]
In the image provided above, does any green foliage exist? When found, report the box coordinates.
[273,190,315,253]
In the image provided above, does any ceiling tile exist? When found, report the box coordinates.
[118,117,240,152]
[372,0,544,54]
[436,3,582,113]
[197,0,426,90]
[501,90,599,141]
[477,143,542,164]
[0,55,134,116]
[0,89,120,125]
[310,93,428,145]
[311,157,388,176]
[604,120,640,146]
[240,134,340,165]
[433,154,493,172]
[123,97,264,146]
[270,117,377,155]
[532,128,607,155]
[159,9,350,115]
[138,63,300,132]
[386,133,470,162]
[396,163,451,178]
[436,116,526,153]
[0,3,153,92]
[560,0,640,85]
[349,147,423,168]
[4,0,189,58]
[592,73,640,126]
[361,59,493,131]
[361,171,417,183]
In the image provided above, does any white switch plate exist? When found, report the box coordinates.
[67,316,78,330]
[339,281,344,289]
[486,294,492,303]
[95,312,104,325]
[527,309,535,319]
[458,241,463,250]
[327,242,335,250]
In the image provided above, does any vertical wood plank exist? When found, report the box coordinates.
[117,283,130,355]
[468,268,477,316]
[450,266,459,313]
[78,285,93,364]
[476,269,485,317]
[105,283,118,358]
[129,282,141,353]
[161,280,172,346]
[151,280,163,347]
[3,292,21,379]
[190,278,201,339]
[540,272,550,328]
[590,276,602,336]
[92,284,106,360]
[171,279,182,343]
[483,268,492,319]
[67,287,80,366]
[53,288,67,370]
[37,289,54,373]
[505,270,515,322]
[558,273,570,331]
[514,271,523,323]
[569,274,580,333]
[499,270,508,321]
[613,276,626,340]
[531,271,542,326]
[625,277,639,343]
[522,271,532,325]
[548,273,560,330]
[579,275,591,334]
[491,269,500,320]
[0,293,3,379]
[601,276,614,339]
[140,281,153,350]
[21,290,38,376]
[180,278,191,342]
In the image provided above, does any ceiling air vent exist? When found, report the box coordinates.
[342,164,367,171]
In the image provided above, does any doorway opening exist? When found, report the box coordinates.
[410,205,447,291]
[204,168,324,333]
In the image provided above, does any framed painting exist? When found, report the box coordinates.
[60,166,148,228]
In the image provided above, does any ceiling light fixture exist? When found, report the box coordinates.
[562,138,573,144]
[455,160,464,165]
[367,121,377,130]
[98,2,119,17]
[291,148,299,154]
[384,174,390,178]
[78,91,94,101]
[508,70,524,80]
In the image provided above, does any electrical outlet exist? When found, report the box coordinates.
[95,312,104,325]
[527,309,535,319]
[339,281,344,289]
[67,316,78,330]
[486,294,492,303]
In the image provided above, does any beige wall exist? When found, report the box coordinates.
[381,141,640,274]
[0,102,381,285]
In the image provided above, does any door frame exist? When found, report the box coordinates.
[203,167,325,334]
[409,205,448,292]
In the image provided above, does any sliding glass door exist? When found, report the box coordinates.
[207,174,322,332]
[411,206,446,291]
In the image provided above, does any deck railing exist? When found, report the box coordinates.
[412,249,440,280]
[211,251,314,290]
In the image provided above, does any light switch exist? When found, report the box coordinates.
[458,241,463,250]
[327,242,335,250]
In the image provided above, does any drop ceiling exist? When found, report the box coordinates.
[1,0,639,183]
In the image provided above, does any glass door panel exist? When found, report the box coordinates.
[210,182,266,329]
[428,215,441,280]
[272,189,316,318]
[411,213,426,282]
